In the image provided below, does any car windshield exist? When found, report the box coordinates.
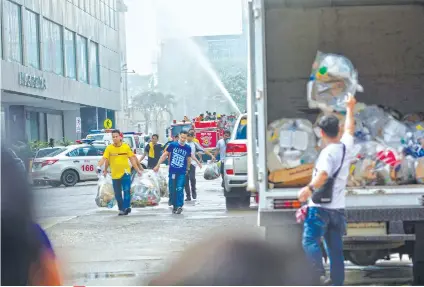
[235,116,258,140]
[171,124,191,137]
[86,134,104,141]
[44,148,67,157]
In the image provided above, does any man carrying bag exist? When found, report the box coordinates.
[298,94,356,286]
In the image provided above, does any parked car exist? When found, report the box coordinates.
[31,144,104,187]
[223,113,252,209]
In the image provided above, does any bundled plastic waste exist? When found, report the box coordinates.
[204,162,220,180]
[307,51,363,112]
[268,119,317,169]
[158,166,169,197]
[95,174,116,208]
[131,171,161,207]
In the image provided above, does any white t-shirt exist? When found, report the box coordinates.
[188,141,205,167]
[216,139,227,161]
[308,133,355,209]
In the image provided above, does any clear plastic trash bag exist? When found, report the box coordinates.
[131,171,161,207]
[268,118,317,169]
[95,174,116,208]
[307,51,363,112]
[158,166,169,197]
[204,162,220,180]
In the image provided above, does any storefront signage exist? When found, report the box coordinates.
[18,72,47,90]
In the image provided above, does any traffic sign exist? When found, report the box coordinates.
[76,117,82,133]
[104,118,113,129]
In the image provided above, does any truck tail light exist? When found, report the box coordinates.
[41,159,58,167]
[273,199,301,210]
[226,143,247,157]
[226,169,234,175]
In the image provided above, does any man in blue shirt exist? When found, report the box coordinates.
[154,131,192,214]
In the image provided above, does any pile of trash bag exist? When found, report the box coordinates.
[204,162,220,180]
[268,51,424,188]
[95,174,116,208]
[131,171,161,207]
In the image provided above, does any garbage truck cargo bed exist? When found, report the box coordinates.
[246,0,424,277]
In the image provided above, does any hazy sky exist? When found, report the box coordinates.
[124,0,243,75]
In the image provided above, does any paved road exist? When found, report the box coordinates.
[34,167,413,286]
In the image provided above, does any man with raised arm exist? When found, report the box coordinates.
[298,95,357,286]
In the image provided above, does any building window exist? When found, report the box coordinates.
[43,19,64,75]
[110,8,114,29]
[89,42,100,86]
[64,29,76,79]
[76,35,88,83]
[26,10,40,69]
[4,0,23,63]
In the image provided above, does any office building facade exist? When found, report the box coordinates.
[1,0,126,143]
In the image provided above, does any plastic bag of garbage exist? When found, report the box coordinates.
[378,118,411,149]
[393,156,416,185]
[307,51,363,112]
[158,166,169,197]
[204,162,220,180]
[357,105,391,139]
[131,171,161,207]
[95,174,116,208]
[268,118,317,169]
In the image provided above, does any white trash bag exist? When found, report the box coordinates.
[158,166,169,197]
[204,162,220,180]
[131,171,161,207]
[95,174,116,208]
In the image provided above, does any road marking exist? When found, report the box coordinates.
[38,216,78,230]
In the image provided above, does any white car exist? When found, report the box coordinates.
[32,144,104,187]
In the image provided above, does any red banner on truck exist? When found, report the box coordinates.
[197,131,218,149]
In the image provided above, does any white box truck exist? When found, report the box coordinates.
[245,0,424,283]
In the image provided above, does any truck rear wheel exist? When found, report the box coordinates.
[346,250,381,266]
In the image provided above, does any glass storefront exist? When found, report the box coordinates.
[25,111,40,141]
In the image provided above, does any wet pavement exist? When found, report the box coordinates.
[34,166,413,285]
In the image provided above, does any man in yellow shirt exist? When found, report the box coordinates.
[98,129,143,216]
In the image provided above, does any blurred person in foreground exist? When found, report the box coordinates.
[1,146,62,285]
[298,95,356,286]
[148,232,319,286]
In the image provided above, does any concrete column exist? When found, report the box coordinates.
[63,109,81,141]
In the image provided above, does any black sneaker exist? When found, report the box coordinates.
[192,191,197,200]
[176,207,183,214]
[185,198,191,202]
[118,210,125,216]
[125,208,131,215]
[172,208,177,214]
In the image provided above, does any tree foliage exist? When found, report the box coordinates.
[216,62,247,112]
[131,91,176,133]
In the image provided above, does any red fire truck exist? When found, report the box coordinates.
[167,119,224,151]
